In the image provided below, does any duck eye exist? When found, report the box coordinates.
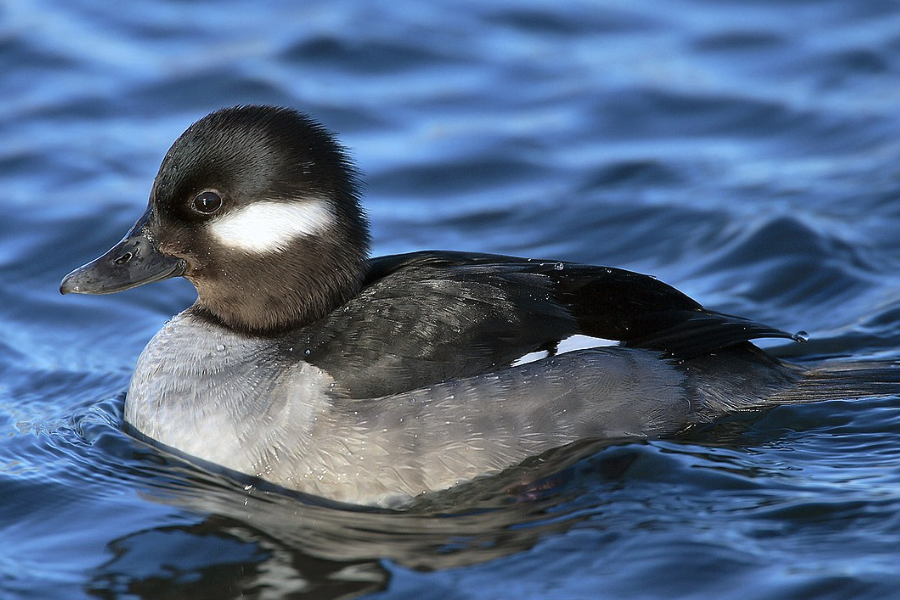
[191,191,223,215]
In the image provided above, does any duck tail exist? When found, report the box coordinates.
[777,360,900,403]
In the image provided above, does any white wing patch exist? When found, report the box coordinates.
[511,350,549,367]
[511,335,619,367]
[556,334,618,354]
[209,200,333,253]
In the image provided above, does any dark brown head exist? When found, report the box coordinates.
[61,106,371,334]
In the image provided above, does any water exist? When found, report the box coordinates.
[3,0,900,598]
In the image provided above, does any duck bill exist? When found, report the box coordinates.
[60,205,186,295]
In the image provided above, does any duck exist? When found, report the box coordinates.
[60,105,875,507]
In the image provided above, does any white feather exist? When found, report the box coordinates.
[209,200,333,253]
[511,335,619,367]
[556,334,618,354]
[511,350,549,367]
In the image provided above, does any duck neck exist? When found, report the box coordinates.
[190,237,369,334]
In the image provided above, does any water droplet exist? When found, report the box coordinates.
[216,344,225,352]
[304,349,311,356]
[792,330,809,343]
[555,262,564,271]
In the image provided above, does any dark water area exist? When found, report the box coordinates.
[3,1,900,598]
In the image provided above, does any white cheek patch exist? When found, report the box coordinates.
[208,200,334,253]
[511,335,619,367]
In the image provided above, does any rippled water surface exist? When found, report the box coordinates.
[4,1,900,599]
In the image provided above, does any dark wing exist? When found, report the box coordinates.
[296,251,798,398]
[540,257,799,355]
[364,251,799,355]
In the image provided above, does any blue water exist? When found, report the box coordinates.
[4,1,900,598]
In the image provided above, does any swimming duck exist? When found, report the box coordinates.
[62,106,849,506]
